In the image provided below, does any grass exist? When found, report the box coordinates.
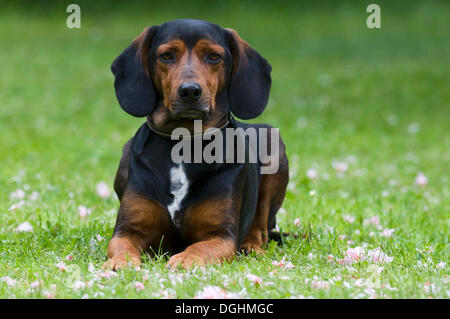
[0,0,448,298]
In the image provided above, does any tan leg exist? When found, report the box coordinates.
[240,175,271,254]
[103,192,176,270]
[103,236,142,270]
[240,168,288,254]
[167,237,235,269]
[167,197,237,269]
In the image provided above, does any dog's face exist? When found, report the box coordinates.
[112,19,271,133]
[149,21,230,130]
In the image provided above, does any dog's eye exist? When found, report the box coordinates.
[207,53,222,63]
[160,52,174,62]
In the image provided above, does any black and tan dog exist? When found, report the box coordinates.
[103,19,289,270]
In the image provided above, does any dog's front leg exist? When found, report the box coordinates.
[103,192,175,270]
[167,197,237,269]
[167,237,236,270]
[103,235,143,270]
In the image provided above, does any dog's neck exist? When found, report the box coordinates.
[145,116,230,140]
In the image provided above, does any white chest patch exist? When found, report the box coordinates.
[167,164,189,223]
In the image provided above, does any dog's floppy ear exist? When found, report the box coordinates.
[111,26,159,117]
[225,28,272,120]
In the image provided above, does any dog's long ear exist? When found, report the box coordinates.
[225,28,272,120]
[111,26,159,117]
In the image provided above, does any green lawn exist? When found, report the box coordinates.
[0,0,448,298]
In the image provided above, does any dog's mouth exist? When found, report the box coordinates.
[172,109,207,120]
[148,101,216,134]
[170,102,211,121]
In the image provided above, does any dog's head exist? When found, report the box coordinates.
[111,19,271,132]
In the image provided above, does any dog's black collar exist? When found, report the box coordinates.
[145,116,230,140]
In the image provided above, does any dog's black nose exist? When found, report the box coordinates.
[178,82,202,103]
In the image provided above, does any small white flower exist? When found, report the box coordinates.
[98,270,117,279]
[293,218,301,227]
[194,285,243,299]
[9,200,25,211]
[134,281,145,292]
[247,274,263,286]
[436,262,446,269]
[311,280,329,289]
[423,282,440,295]
[96,235,104,242]
[56,261,67,271]
[325,226,334,234]
[363,215,381,228]
[367,247,394,264]
[1,277,17,287]
[44,291,55,299]
[337,246,365,265]
[73,281,86,290]
[381,228,395,238]
[287,181,296,191]
[375,266,384,274]
[343,215,355,224]
[415,172,428,187]
[382,283,398,291]
[332,161,348,173]
[78,206,92,218]
[296,117,308,128]
[30,281,40,289]
[272,256,295,269]
[29,191,39,201]
[408,123,420,134]
[14,221,33,233]
[365,288,377,299]
[10,189,25,200]
[309,190,316,197]
[346,266,357,272]
[386,114,398,126]
[306,168,318,180]
[96,181,111,198]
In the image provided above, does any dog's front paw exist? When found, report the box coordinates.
[240,230,267,255]
[102,255,141,271]
[239,241,266,255]
[167,251,205,270]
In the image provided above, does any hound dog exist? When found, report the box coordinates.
[103,19,289,270]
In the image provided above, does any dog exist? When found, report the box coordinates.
[103,19,289,270]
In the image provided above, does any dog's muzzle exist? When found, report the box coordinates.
[172,82,209,120]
